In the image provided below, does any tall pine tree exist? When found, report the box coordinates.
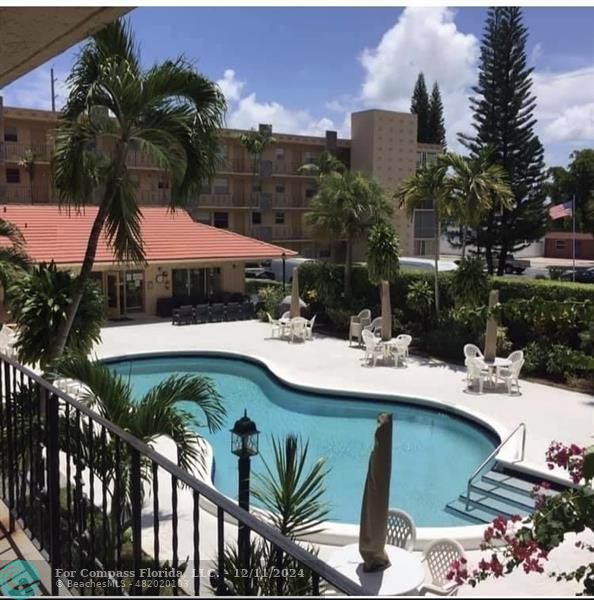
[410,73,430,144]
[459,7,546,275]
[428,83,447,148]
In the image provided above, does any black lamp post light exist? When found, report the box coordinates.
[231,410,259,567]
[281,252,287,292]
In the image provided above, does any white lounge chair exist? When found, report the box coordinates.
[466,357,490,394]
[362,329,383,367]
[496,350,525,395]
[0,325,17,358]
[419,538,466,596]
[289,317,308,343]
[305,314,317,340]
[395,334,412,359]
[387,508,416,551]
[349,309,371,346]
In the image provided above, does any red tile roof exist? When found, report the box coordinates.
[0,205,297,265]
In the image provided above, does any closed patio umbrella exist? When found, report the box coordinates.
[484,289,499,362]
[290,267,301,318]
[359,412,393,572]
[380,280,392,341]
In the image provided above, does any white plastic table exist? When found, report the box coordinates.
[483,357,512,384]
[327,543,425,596]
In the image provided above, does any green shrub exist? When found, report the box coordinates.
[258,285,285,319]
[493,277,594,303]
[325,307,352,336]
[450,256,489,307]
[245,278,282,295]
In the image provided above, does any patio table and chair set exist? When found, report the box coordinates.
[464,344,525,396]
[267,311,316,343]
[349,309,412,368]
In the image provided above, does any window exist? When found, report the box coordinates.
[6,168,20,183]
[213,212,229,229]
[194,210,211,225]
[303,151,318,165]
[275,183,285,194]
[158,178,169,189]
[305,186,317,198]
[200,179,211,194]
[213,178,229,194]
[275,212,285,225]
[275,148,285,161]
[251,212,262,225]
[3,127,17,142]
[555,240,566,250]
[414,209,435,239]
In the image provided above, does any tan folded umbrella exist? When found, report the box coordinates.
[290,267,300,318]
[484,289,499,362]
[380,280,392,341]
[359,412,393,572]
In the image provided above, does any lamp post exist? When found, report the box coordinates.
[231,410,259,569]
[281,252,286,293]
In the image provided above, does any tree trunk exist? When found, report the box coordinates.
[496,245,508,276]
[461,224,467,259]
[344,236,353,302]
[48,145,126,361]
[434,216,440,315]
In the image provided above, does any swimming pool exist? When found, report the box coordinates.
[107,354,498,527]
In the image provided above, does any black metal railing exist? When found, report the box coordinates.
[0,353,364,596]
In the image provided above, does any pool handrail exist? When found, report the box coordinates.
[465,422,526,510]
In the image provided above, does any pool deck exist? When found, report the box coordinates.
[95,319,592,596]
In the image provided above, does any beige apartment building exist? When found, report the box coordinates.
[0,100,441,258]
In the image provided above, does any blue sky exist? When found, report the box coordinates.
[2,7,593,166]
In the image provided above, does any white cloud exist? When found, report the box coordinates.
[1,66,68,110]
[216,69,244,103]
[359,7,479,150]
[226,91,338,136]
[532,67,594,145]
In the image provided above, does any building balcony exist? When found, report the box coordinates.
[1,141,51,162]
[0,184,54,203]
[197,193,260,209]
[249,224,311,242]
[273,194,310,209]
[137,189,171,205]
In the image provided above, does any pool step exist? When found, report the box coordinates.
[445,466,561,525]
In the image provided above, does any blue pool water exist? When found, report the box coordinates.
[107,355,498,527]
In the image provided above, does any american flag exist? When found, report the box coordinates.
[548,201,573,220]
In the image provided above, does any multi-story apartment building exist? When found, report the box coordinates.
[0,99,441,258]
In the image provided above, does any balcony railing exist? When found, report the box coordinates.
[273,194,310,209]
[1,141,51,162]
[0,184,54,203]
[413,238,438,257]
[137,189,171,205]
[197,193,261,209]
[0,353,364,596]
[250,225,310,242]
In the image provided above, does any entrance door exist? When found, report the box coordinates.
[125,271,145,312]
[106,272,122,318]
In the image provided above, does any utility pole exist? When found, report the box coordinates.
[572,194,576,283]
[50,68,56,112]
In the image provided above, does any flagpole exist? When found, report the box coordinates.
[571,194,575,283]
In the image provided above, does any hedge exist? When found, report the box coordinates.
[493,277,594,303]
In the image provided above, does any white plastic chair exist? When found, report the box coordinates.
[466,357,490,394]
[463,344,485,383]
[419,538,466,596]
[349,309,371,346]
[497,350,525,395]
[364,317,383,338]
[305,314,317,340]
[386,508,416,551]
[362,329,383,366]
[395,334,412,358]
[267,312,282,339]
[289,317,308,343]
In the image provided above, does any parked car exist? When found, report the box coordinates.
[559,267,594,283]
[399,257,459,272]
[493,252,531,274]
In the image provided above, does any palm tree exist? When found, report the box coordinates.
[367,222,400,340]
[298,150,346,178]
[306,171,393,300]
[239,128,276,193]
[54,355,226,471]
[395,160,451,314]
[442,151,513,258]
[0,219,30,289]
[49,20,226,360]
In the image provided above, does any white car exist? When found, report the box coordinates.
[399,257,459,272]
